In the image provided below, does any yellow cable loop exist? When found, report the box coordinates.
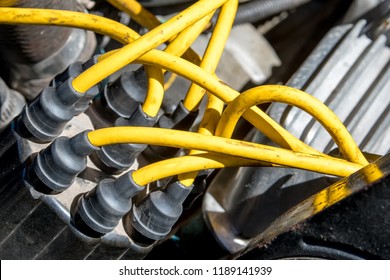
[215,85,369,165]
[183,0,238,112]
[0,7,366,182]
[107,0,201,65]
[135,51,323,154]
[72,0,229,93]
[86,127,363,186]
[0,7,321,154]
[90,18,318,156]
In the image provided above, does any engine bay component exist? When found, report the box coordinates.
[0,0,388,260]
[26,131,98,194]
[71,170,143,238]
[125,180,193,244]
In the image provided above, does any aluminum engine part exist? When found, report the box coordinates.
[204,15,390,253]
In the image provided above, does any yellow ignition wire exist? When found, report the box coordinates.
[107,0,201,65]
[72,0,229,93]
[0,0,16,6]
[164,73,177,91]
[133,153,268,187]
[100,11,214,66]
[163,11,214,65]
[0,7,164,118]
[142,10,215,111]
[98,11,213,64]
[0,7,322,155]
[215,85,369,166]
[135,51,323,155]
[178,94,225,186]
[0,5,368,189]
[183,0,238,112]
[87,127,363,182]
[106,0,161,31]
[198,94,225,137]
[178,0,238,187]
[0,8,140,45]
[141,66,164,117]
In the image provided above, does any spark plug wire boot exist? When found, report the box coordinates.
[87,67,148,129]
[124,180,193,245]
[142,101,198,163]
[50,58,100,115]
[14,78,83,143]
[90,104,157,174]
[25,130,98,194]
[70,171,144,238]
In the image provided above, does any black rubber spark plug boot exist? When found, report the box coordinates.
[142,101,198,163]
[25,130,98,194]
[87,67,148,129]
[14,78,83,143]
[50,58,100,115]
[90,104,157,174]
[70,171,144,238]
[13,57,102,144]
[123,180,193,245]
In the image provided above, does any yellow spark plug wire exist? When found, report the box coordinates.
[215,85,368,165]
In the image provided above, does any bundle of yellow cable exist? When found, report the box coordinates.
[0,0,369,189]
[0,4,317,152]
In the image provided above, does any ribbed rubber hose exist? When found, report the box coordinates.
[0,0,77,63]
[234,0,310,25]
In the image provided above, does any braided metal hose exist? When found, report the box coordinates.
[234,0,311,25]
